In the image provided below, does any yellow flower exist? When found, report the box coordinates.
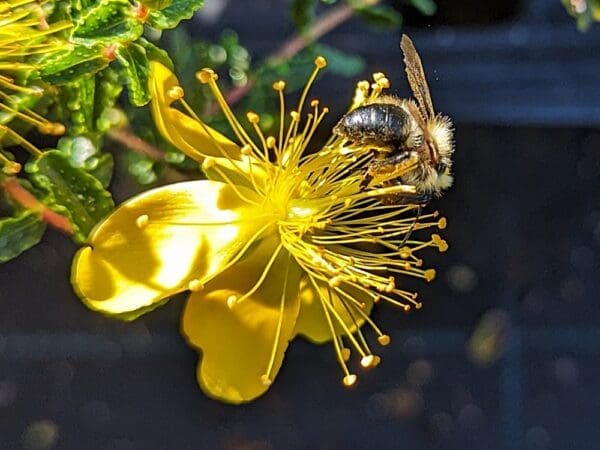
[71,58,449,403]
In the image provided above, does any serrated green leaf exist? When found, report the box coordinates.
[28,151,114,243]
[0,211,46,263]
[40,45,110,85]
[355,4,402,30]
[115,43,150,106]
[291,0,317,32]
[410,0,437,16]
[71,0,144,44]
[139,0,173,9]
[315,44,365,77]
[137,38,174,69]
[147,0,204,29]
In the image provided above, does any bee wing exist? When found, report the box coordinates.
[401,34,435,121]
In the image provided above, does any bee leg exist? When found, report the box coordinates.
[381,190,433,206]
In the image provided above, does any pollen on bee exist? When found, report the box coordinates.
[342,374,357,387]
[167,86,184,100]
[135,214,149,229]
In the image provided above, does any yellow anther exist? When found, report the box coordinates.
[341,347,351,362]
[290,111,300,121]
[226,295,237,308]
[403,305,411,312]
[196,68,217,84]
[328,276,342,288]
[343,374,357,387]
[399,247,412,259]
[272,80,286,91]
[378,335,391,346]
[322,107,329,113]
[377,226,385,234]
[260,375,272,386]
[437,239,449,252]
[415,302,423,309]
[135,214,149,229]
[202,157,216,171]
[167,86,184,100]
[377,77,390,89]
[373,72,386,82]
[246,111,260,124]
[360,355,379,368]
[424,269,436,282]
[344,198,353,208]
[241,144,252,156]
[314,56,327,68]
[266,136,276,148]
[188,279,204,292]
[357,80,370,91]
[438,217,447,229]
[310,99,319,107]
[2,161,21,175]
[373,295,381,303]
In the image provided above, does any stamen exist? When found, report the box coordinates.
[343,374,357,387]
[188,279,204,292]
[135,214,149,229]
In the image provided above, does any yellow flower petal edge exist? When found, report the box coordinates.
[294,277,376,345]
[182,236,302,403]
[149,61,241,162]
[72,180,266,319]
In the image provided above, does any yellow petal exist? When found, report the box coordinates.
[294,277,374,344]
[149,61,241,161]
[182,238,301,404]
[72,180,266,319]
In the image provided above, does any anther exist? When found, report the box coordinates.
[373,72,386,82]
[328,276,342,288]
[357,80,370,91]
[399,247,412,259]
[314,56,327,68]
[290,111,300,121]
[341,347,351,362]
[415,302,423,309]
[226,295,237,308]
[377,77,390,89]
[438,217,447,229]
[51,123,66,135]
[373,295,381,303]
[202,157,216,171]
[272,80,286,91]
[167,86,184,100]
[424,269,436,282]
[196,68,218,84]
[342,374,357,387]
[322,107,329,113]
[241,144,252,156]
[2,161,21,175]
[360,355,379,368]
[188,279,204,292]
[246,111,260,124]
[266,136,276,148]
[136,214,149,229]
[260,374,272,386]
[310,99,319,107]
[403,305,411,312]
[378,335,391,346]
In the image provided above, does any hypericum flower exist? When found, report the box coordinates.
[72,57,449,403]
[0,0,69,174]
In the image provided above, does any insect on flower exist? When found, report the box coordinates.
[71,35,451,404]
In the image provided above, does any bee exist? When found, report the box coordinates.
[333,34,454,205]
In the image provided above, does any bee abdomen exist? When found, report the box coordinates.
[333,103,413,148]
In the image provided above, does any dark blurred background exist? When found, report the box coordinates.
[2,0,600,449]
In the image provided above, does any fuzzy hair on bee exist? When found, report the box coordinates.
[333,35,455,205]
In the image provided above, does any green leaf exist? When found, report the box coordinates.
[291,0,317,32]
[355,4,402,30]
[71,0,144,44]
[410,0,437,16]
[138,0,173,9]
[85,153,114,188]
[115,42,151,106]
[40,45,110,85]
[137,38,174,70]
[28,151,114,243]
[147,0,204,29]
[315,44,365,77]
[0,211,46,263]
